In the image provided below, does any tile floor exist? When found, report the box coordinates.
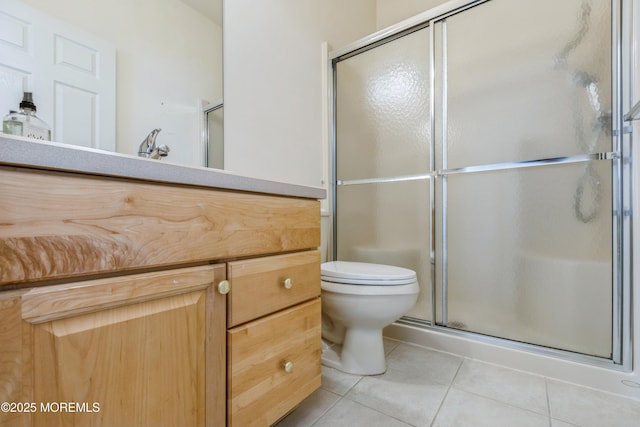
[275,339,640,427]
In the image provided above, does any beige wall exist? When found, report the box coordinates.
[223,0,377,187]
[222,0,459,188]
[376,0,451,29]
[22,0,222,166]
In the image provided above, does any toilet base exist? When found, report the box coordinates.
[321,328,386,375]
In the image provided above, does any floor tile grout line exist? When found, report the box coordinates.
[312,367,366,426]
[339,393,418,427]
[428,356,466,426]
[452,386,553,420]
[449,359,552,420]
[545,377,552,427]
[308,389,344,427]
[343,372,365,397]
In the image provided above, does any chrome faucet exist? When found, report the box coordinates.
[138,128,170,159]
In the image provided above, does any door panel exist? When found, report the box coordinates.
[0,0,116,150]
[437,0,612,169]
[336,27,431,182]
[334,26,432,319]
[436,162,612,357]
[433,0,614,357]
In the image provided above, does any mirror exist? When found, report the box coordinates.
[0,0,223,168]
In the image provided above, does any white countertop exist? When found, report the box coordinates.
[0,135,326,199]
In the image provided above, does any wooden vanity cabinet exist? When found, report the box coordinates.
[0,165,321,427]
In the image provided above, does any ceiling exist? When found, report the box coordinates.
[180,0,222,25]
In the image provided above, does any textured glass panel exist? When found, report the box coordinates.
[444,0,612,168]
[336,180,431,319]
[335,27,430,181]
[207,107,223,169]
[439,161,612,357]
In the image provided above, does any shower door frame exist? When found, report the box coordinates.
[329,0,633,371]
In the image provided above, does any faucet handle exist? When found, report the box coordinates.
[157,144,170,157]
[138,128,165,158]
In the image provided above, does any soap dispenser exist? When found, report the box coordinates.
[2,92,51,141]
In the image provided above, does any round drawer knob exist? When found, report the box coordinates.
[217,280,230,295]
[283,278,293,289]
[283,361,294,373]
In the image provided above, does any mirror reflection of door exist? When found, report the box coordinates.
[1,0,223,168]
[0,0,116,151]
[204,101,223,169]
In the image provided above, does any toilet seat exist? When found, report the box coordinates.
[321,261,419,296]
[321,279,419,296]
[321,261,417,285]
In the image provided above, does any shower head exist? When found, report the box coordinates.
[569,70,602,116]
[573,71,597,87]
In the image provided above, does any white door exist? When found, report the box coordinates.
[0,0,116,151]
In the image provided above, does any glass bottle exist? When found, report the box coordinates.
[2,92,51,141]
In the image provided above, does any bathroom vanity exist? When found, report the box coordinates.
[0,136,324,427]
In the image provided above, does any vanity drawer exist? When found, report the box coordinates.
[0,166,320,287]
[227,298,321,427]
[227,250,320,327]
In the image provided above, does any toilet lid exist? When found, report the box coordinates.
[321,261,417,285]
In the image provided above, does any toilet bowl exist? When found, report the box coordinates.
[320,261,419,375]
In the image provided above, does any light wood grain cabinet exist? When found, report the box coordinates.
[226,251,322,427]
[0,165,321,427]
[227,251,321,327]
[0,265,227,427]
[0,166,320,287]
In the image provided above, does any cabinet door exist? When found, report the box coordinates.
[0,265,226,427]
[0,290,29,427]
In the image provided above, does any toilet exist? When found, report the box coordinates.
[320,261,419,375]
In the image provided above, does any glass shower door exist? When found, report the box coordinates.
[333,0,621,362]
[434,0,615,357]
[334,26,432,320]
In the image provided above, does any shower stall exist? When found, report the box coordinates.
[330,0,633,368]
